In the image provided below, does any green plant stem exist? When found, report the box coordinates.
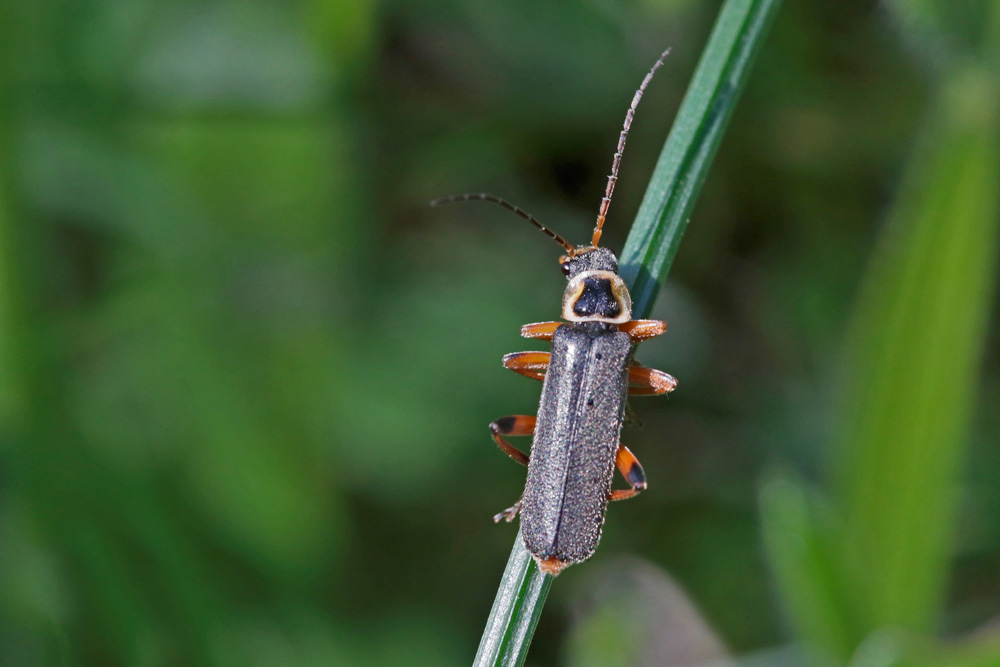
[473,528,553,667]
[620,0,782,313]
[474,1,781,664]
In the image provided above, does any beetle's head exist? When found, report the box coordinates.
[558,247,632,324]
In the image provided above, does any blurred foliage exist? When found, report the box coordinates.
[0,0,998,666]
[761,2,1000,666]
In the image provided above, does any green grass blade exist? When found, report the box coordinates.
[760,477,859,662]
[849,629,1000,667]
[473,528,554,667]
[834,66,1000,633]
[475,1,781,664]
[620,0,782,315]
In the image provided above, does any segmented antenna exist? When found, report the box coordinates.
[592,48,670,248]
[430,193,576,255]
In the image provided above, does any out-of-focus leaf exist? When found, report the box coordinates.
[134,4,328,110]
[133,118,350,252]
[760,477,856,664]
[563,560,730,667]
[883,0,996,63]
[18,121,211,258]
[834,65,1000,633]
[850,629,1000,667]
[0,163,26,427]
[303,0,377,75]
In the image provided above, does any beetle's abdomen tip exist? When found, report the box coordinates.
[536,556,569,576]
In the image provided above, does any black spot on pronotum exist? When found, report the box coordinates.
[492,416,516,434]
[572,277,621,319]
[586,398,595,407]
[595,353,602,360]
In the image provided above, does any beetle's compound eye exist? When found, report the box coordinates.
[560,261,571,276]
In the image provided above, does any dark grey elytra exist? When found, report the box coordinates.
[431,50,676,575]
[519,318,632,567]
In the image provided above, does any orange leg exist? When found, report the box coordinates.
[609,444,647,501]
[488,415,535,466]
[618,319,668,342]
[502,351,550,381]
[628,364,677,395]
[520,321,562,341]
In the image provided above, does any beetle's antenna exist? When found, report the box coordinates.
[431,193,576,255]
[592,48,670,248]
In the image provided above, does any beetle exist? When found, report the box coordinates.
[432,50,676,575]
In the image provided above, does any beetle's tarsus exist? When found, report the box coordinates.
[494,500,522,523]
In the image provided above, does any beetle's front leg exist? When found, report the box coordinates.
[609,444,647,501]
[619,319,668,342]
[520,321,562,340]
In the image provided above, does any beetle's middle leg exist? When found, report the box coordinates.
[609,444,647,501]
[628,364,677,395]
[502,351,550,381]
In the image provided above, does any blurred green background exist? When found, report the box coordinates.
[1,0,998,665]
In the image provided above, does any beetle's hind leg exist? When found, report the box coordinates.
[494,497,522,523]
[502,351,550,381]
[609,444,647,501]
[488,416,532,521]
[489,415,535,466]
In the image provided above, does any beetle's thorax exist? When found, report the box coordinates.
[560,247,632,324]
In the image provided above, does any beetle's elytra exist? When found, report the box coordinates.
[432,50,676,575]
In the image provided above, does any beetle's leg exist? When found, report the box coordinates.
[494,497,522,523]
[520,321,562,340]
[628,364,677,395]
[619,319,668,342]
[609,444,647,501]
[488,415,535,466]
[502,351,551,381]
